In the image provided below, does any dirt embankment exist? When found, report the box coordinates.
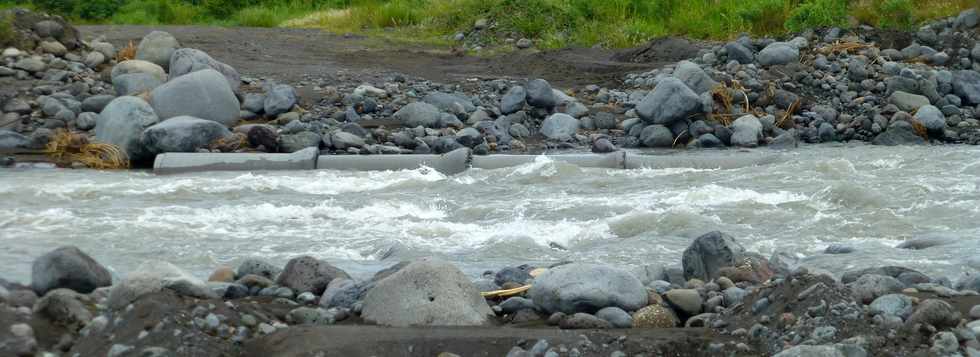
[79,25,703,88]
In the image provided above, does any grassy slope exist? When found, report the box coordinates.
[6,0,980,49]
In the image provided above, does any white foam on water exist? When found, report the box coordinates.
[661,184,808,207]
[610,167,720,177]
[508,155,558,177]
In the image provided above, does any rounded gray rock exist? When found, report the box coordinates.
[636,77,700,125]
[31,246,111,296]
[276,256,350,295]
[136,31,179,71]
[525,79,556,109]
[869,294,914,320]
[264,84,298,117]
[169,48,241,94]
[149,69,240,126]
[140,116,232,154]
[96,96,160,162]
[540,113,579,140]
[528,263,647,314]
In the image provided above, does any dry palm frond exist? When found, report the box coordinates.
[45,130,129,169]
[777,98,800,129]
[116,41,137,62]
[209,133,248,153]
[911,120,928,139]
[817,41,873,56]
[481,285,531,298]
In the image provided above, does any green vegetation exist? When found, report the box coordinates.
[1,0,977,48]
[0,12,14,47]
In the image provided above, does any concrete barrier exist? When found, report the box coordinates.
[624,151,785,169]
[153,147,318,175]
[316,148,471,176]
[471,152,626,170]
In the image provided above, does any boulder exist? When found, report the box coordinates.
[871,120,927,146]
[907,299,959,328]
[500,86,526,114]
[888,91,930,112]
[264,84,298,116]
[595,307,633,328]
[40,40,66,56]
[32,288,93,330]
[953,70,980,105]
[0,130,30,150]
[455,127,483,148]
[664,289,703,316]
[81,95,115,113]
[423,92,475,113]
[725,42,754,64]
[242,93,266,114]
[149,69,240,127]
[279,131,321,153]
[319,278,361,309]
[169,48,242,94]
[673,61,717,94]
[140,116,232,154]
[757,42,799,66]
[136,31,179,70]
[394,102,441,128]
[636,77,700,125]
[730,115,763,147]
[236,258,280,280]
[632,305,678,328]
[95,96,160,162]
[640,124,674,148]
[113,73,164,96]
[362,258,493,326]
[111,60,167,83]
[525,79,556,109]
[869,294,914,320]
[540,113,579,140]
[108,261,214,309]
[528,263,647,314]
[13,56,45,73]
[31,246,111,296]
[847,274,903,304]
[681,231,750,281]
[913,105,945,134]
[276,256,350,295]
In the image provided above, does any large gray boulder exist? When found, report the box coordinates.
[423,92,475,113]
[682,231,746,281]
[869,294,914,320]
[847,274,903,304]
[540,113,579,140]
[112,73,164,96]
[0,130,30,150]
[888,91,930,112]
[31,246,111,296]
[636,77,700,125]
[725,42,754,64]
[394,102,441,128]
[33,288,93,330]
[108,261,214,309]
[168,48,242,94]
[111,60,167,83]
[362,258,493,326]
[871,121,927,146]
[913,105,945,134]
[95,96,160,161]
[149,69,240,127]
[526,79,556,109]
[528,263,648,314]
[276,256,350,295]
[264,84,298,116]
[500,86,526,114]
[136,31,179,71]
[953,70,980,105]
[140,116,232,154]
[640,124,674,148]
[757,42,799,66]
[730,114,763,148]
[673,61,717,94]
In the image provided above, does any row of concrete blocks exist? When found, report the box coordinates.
[153,148,784,175]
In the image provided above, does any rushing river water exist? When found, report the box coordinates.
[2,145,980,283]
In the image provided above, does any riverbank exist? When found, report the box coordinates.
[2,231,979,356]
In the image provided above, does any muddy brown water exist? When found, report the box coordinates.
[79,26,701,88]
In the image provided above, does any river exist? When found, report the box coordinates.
[2,145,979,283]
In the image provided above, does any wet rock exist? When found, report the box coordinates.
[595,306,632,328]
[664,289,702,316]
[169,48,242,94]
[237,258,281,280]
[730,115,763,147]
[331,131,366,150]
[540,113,579,140]
[559,313,612,329]
[869,294,914,320]
[913,105,945,134]
[149,69,240,126]
[276,256,350,295]
[632,305,679,328]
[953,70,980,106]
[31,246,111,296]
[907,299,959,329]
[108,260,214,309]
[682,231,747,281]
[362,258,493,326]
[395,102,441,128]
[500,296,537,314]
[494,265,534,286]
[33,288,93,330]
[0,130,30,150]
[136,31,179,70]
[526,79,556,109]
[636,77,700,125]
[871,121,926,146]
[956,274,980,292]
[319,278,360,309]
[500,86,527,114]
[140,116,232,154]
[640,124,674,148]
[95,96,160,161]
[528,263,647,314]
[848,274,903,304]
[264,84,298,116]
[591,137,617,153]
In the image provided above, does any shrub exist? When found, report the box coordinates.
[79,0,125,20]
[785,0,848,32]
[0,12,14,47]
[878,0,916,30]
[32,0,74,15]
[233,6,280,27]
[202,0,255,18]
[737,0,791,35]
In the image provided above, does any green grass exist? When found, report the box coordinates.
[0,11,14,47]
[7,0,980,49]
